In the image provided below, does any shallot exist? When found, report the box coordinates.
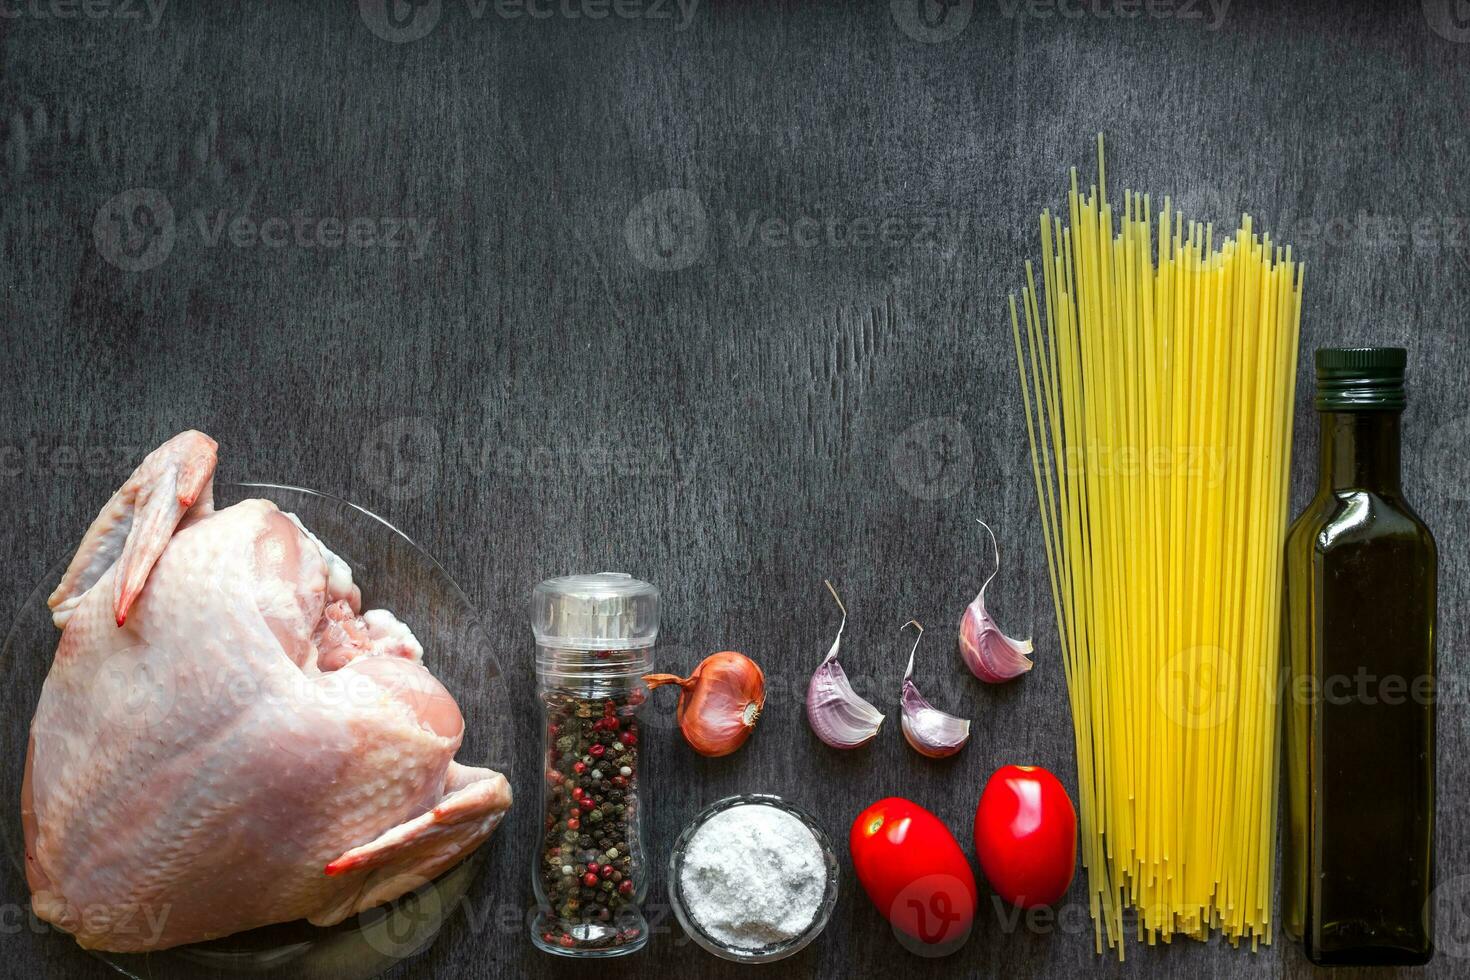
[644,651,765,757]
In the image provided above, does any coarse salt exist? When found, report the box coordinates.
[678,803,826,951]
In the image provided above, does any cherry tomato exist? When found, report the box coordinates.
[850,797,976,951]
[973,764,1077,909]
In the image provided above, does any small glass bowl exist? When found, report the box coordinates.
[667,794,839,964]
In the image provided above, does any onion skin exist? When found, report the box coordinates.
[643,651,765,757]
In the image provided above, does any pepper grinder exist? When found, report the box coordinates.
[530,573,658,957]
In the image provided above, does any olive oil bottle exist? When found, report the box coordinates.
[1283,348,1437,965]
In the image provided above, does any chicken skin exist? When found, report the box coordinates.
[23,431,510,952]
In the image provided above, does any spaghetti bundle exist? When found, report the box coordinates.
[1010,138,1303,955]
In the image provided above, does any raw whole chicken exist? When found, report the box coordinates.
[22,431,511,952]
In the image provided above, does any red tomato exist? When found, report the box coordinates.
[850,797,977,951]
[973,764,1077,909]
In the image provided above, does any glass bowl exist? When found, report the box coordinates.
[1,482,510,980]
[668,794,839,964]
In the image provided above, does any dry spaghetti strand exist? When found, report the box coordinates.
[1010,136,1303,958]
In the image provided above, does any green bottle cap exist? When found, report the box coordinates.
[1314,347,1407,411]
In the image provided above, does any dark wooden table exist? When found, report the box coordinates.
[3,2,1468,977]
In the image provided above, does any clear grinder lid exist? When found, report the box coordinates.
[531,572,659,650]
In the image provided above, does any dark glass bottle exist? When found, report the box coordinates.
[1282,348,1437,966]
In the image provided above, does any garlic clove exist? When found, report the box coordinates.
[806,581,886,749]
[809,659,886,749]
[959,520,1034,683]
[899,621,971,758]
[959,592,1034,682]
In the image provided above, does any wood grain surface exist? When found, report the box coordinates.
[3,2,1469,978]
